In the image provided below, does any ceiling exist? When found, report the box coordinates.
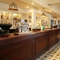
[46,0,60,4]
[0,0,33,9]
[0,0,52,11]
[44,0,60,7]
[0,0,60,17]
[0,0,45,10]
[20,0,60,17]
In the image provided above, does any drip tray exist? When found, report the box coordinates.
[0,33,10,37]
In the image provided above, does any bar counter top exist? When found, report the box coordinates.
[0,28,59,40]
[0,28,59,46]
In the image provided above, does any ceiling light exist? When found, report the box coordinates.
[41,8,48,18]
[27,6,29,8]
[41,12,48,18]
[8,2,18,11]
[41,12,47,17]
[32,2,34,4]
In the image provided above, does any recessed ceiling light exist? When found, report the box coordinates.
[32,2,34,4]
[27,6,29,8]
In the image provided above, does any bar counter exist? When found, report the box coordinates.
[0,28,60,60]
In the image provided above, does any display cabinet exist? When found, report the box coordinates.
[36,13,49,29]
[0,11,21,29]
[0,12,12,24]
[12,13,21,28]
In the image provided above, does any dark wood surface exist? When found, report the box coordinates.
[0,28,60,60]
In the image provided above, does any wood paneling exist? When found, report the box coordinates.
[1,44,34,60]
[0,28,60,60]
[35,36,48,54]
[48,30,57,48]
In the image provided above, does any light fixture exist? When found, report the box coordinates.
[53,17,57,20]
[41,8,48,18]
[32,2,34,4]
[41,12,47,17]
[8,2,18,11]
[27,6,29,8]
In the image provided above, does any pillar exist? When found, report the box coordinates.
[31,9,36,29]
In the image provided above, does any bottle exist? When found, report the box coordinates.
[41,25,45,30]
[18,26,21,33]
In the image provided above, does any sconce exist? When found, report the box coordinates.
[8,2,18,11]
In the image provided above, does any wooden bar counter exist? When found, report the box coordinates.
[0,28,60,60]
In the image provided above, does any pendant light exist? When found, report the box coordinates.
[8,2,18,11]
[41,12,47,17]
[41,8,47,18]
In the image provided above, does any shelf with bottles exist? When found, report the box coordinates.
[0,11,21,28]
[12,13,21,28]
[51,19,60,28]
[58,20,60,25]
[27,16,32,26]
[28,16,31,20]
[13,13,21,20]
[28,19,31,29]
[36,17,40,21]
[41,17,49,29]
[36,14,41,28]
[25,13,32,29]
[0,11,32,29]
[0,12,12,24]
[27,12,32,20]
[36,13,41,20]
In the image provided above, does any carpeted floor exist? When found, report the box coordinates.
[36,41,60,60]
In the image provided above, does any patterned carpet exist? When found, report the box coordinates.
[36,41,60,60]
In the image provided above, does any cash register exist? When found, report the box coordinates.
[0,24,12,36]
